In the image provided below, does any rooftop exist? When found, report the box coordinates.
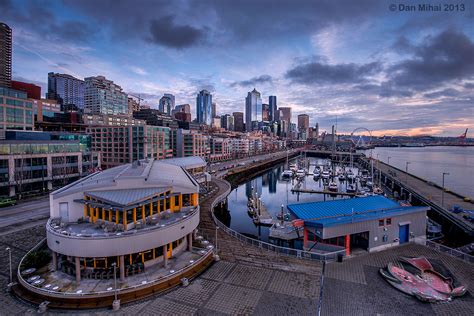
[287,196,428,228]
[162,156,207,170]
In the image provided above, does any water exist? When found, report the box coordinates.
[225,157,362,243]
[360,146,474,198]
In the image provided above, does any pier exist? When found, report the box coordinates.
[291,188,357,197]
[359,157,474,238]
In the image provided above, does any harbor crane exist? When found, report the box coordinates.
[458,128,468,144]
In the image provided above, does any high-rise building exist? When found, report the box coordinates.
[173,104,192,122]
[315,123,319,138]
[159,94,173,115]
[84,76,128,115]
[269,96,277,122]
[212,102,217,117]
[196,90,213,125]
[279,107,292,125]
[262,103,270,121]
[245,88,262,131]
[233,111,244,132]
[47,73,85,111]
[221,114,234,131]
[0,23,12,88]
[298,114,309,131]
[174,104,191,114]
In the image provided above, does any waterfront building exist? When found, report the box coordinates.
[173,129,209,158]
[87,125,171,169]
[269,96,277,122]
[47,73,85,111]
[196,90,213,125]
[33,98,61,123]
[84,76,128,115]
[0,130,100,197]
[209,137,231,162]
[232,111,244,132]
[245,88,262,132]
[287,196,428,255]
[11,81,41,99]
[0,22,12,88]
[0,87,34,133]
[159,94,174,115]
[83,113,146,127]
[229,138,250,157]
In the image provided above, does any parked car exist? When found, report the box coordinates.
[0,197,16,207]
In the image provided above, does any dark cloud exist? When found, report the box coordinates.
[386,28,474,92]
[188,78,215,93]
[148,16,205,48]
[391,36,416,54]
[286,59,382,85]
[464,82,474,89]
[424,88,461,98]
[229,75,273,88]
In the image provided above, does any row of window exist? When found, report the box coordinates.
[378,218,392,227]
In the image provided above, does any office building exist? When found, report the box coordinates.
[0,23,12,88]
[47,73,85,110]
[269,96,277,122]
[221,114,234,131]
[212,102,217,117]
[298,114,309,139]
[11,81,41,99]
[133,108,179,129]
[196,90,213,125]
[128,97,140,113]
[84,76,128,115]
[83,113,145,126]
[233,112,244,132]
[33,98,61,123]
[262,103,270,121]
[174,104,190,114]
[0,87,34,133]
[279,107,291,125]
[0,130,100,197]
[245,88,262,132]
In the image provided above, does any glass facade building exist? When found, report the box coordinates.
[245,88,262,131]
[0,23,12,88]
[269,96,277,122]
[0,87,34,131]
[196,90,213,125]
[84,76,128,115]
[47,73,85,110]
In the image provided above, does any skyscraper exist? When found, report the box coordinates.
[159,94,173,115]
[262,103,270,121]
[212,102,217,117]
[84,76,128,115]
[298,114,309,131]
[196,90,213,125]
[47,73,85,110]
[245,88,262,131]
[269,96,277,122]
[0,23,12,88]
[279,107,292,125]
[233,111,244,132]
[221,114,234,131]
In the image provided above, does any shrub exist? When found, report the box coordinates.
[22,250,51,269]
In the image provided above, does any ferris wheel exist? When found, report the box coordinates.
[350,127,373,149]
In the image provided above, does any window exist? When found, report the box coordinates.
[386,218,392,226]
[378,219,384,227]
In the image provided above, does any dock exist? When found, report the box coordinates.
[252,202,273,226]
[359,158,474,237]
[291,188,357,197]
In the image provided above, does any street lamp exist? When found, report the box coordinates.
[5,247,12,284]
[405,162,411,184]
[442,172,450,208]
[111,262,120,310]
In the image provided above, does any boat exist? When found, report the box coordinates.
[338,174,345,181]
[346,184,356,193]
[373,186,383,195]
[346,171,356,182]
[321,170,330,179]
[313,170,321,179]
[296,169,306,177]
[366,181,373,189]
[328,182,338,192]
[281,170,293,180]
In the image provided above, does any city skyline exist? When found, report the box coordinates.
[1,0,473,136]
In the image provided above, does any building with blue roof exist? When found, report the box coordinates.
[287,196,428,255]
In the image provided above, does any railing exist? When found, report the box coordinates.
[209,178,346,262]
[424,239,474,264]
[47,206,199,240]
[17,238,214,298]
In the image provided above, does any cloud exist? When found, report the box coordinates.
[229,75,273,87]
[148,15,205,48]
[286,59,382,85]
[424,88,461,98]
[129,66,148,76]
[386,28,474,92]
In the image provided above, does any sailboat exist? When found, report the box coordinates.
[282,150,293,180]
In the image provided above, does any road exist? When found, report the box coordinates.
[0,197,50,235]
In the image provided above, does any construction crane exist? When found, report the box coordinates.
[128,94,144,110]
[458,128,468,144]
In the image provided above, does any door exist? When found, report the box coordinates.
[59,202,69,222]
[399,224,409,244]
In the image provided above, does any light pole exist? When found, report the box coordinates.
[111,262,120,310]
[405,162,411,184]
[442,172,449,208]
[5,247,12,284]
[387,156,391,165]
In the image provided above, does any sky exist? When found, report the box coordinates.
[1,0,473,136]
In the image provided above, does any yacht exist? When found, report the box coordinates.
[328,182,338,192]
[281,170,293,180]
[321,170,330,179]
[296,169,306,177]
[338,174,346,181]
[313,170,321,179]
[373,186,383,195]
[346,184,356,193]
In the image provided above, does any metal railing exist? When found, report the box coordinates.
[424,239,474,264]
[209,178,346,262]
